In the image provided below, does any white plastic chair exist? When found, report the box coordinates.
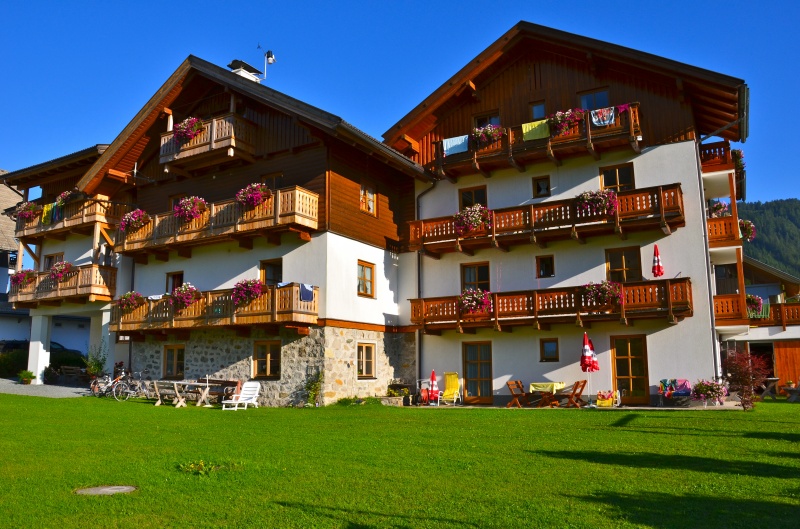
[222,381,260,410]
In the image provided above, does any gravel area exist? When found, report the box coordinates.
[0,377,91,398]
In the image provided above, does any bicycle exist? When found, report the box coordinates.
[112,370,154,401]
[89,362,128,398]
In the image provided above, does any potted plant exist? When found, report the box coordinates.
[18,369,35,384]
[119,209,150,232]
[581,280,623,307]
[10,269,37,288]
[15,201,42,221]
[458,288,492,314]
[83,344,108,378]
[709,201,729,218]
[739,219,756,242]
[453,204,493,237]
[116,291,146,311]
[55,190,75,207]
[547,108,586,136]
[232,279,264,307]
[172,117,204,143]
[471,124,504,146]
[48,261,74,282]
[235,183,272,208]
[786,380,796,389]
[575,189,618,216]
[691,379,728,407]
[745,294,763,314]
[169,283,201,311]
[174,196,207,222]
[731,149,745,172]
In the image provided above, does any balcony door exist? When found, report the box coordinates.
[611,335,649,405]
[463,341,493,405]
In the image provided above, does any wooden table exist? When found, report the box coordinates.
[529,382,566,408]
[783,386,800,403]
[761,378,781,400]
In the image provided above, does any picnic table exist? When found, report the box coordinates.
[783,386,800,403]
[529,381,566,408]
[761,378,781,400]
[153,379,241,408]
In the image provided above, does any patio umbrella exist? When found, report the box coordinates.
[429,369,439,405]
[580,333,599,407]
[652,244,665,277]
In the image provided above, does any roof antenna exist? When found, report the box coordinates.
[256,44,276,83]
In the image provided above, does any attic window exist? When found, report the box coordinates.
[580,90,609,110]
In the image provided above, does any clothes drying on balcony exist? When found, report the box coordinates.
[521,120,550,141]
[442,135,469,156]
[748,302,770,319]
[300,284,314,302]
[40,203,53,225]
[590,107,615,126]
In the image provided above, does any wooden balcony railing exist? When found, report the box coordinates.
[15,199,128,240]
[699,141,734,172]
[9,265,116,305]
[159,112,257,166]
[434,103,641,179]
[410,278,693,332]
[409,184,684,256]
[749,303,800,331]
[115,186,318,256]
[713,293,746,322]
[110,283,318,333]
[707,216,741,246]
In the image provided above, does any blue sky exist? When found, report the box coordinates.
[1,0,795,203]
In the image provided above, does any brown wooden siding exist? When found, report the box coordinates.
[774,340,800,386]
[409,47,695,168]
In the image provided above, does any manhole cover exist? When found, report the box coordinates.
[75,485,137,495]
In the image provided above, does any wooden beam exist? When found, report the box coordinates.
[99,226,115,247]
[571,226,585,244]
[21,242,39,266]
[107,168,130,183]
[153,251,169,262]
[177,247,192,259]
[134,254,149,265]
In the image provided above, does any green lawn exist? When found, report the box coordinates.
[1,395,799,529]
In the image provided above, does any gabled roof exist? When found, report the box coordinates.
[744,256,800,287]
[77,56,428,193]
[0,173,22,251]
[3,145,108,189]
[383,21,748,147]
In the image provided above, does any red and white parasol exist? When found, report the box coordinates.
[580,333,598,373]
[429,369,439,405]
[652,244,665,277]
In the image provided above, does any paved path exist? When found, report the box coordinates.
[0,377,90,398]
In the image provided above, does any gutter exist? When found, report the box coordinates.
[415,179,437,382]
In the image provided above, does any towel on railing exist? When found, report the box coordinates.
[590,107,615,126]
[41,203,53,225]
[521,120,550,141]
[276,282,291,288]
[148,294,163,300]
[300,284,314,302]
[442,135,469,157]
[51,205,64,222]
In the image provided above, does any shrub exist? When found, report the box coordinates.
[0,349,28,377]
[723,350,770,411]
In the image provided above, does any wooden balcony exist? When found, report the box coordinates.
[9,265,116,307]
[699,141,745,200]
[110,283,318,336]
[15,199,127,242]
[749,303,800,331]
[409,278,693,333]
[435,103,641,180]
[115,186,318,261]
[409,184,684,257]
[707,216,741,247]
[159,112,257,169]
[714,293,747,324]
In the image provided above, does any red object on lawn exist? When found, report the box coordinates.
[429,369,439,404]
[652,244,665,277]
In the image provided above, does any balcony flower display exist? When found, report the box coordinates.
[119,209,150,232]
[472,124,504,146]
[169,283,201,311]
[48,261,74,282]
[575,189,618,216]
[691,379,727,405]
[10,269,36,287]
[581,280,623,306]
[55,190,76,207]
[547,108,586,136]
[453,204,493,236]
[709,201,729,218]
[232,278,264,307]
[172,117,204,143]
[116,291,146,311]
[739,219,756,242]
[174,196,207,222]
[746,294,763,314]
[15,201,42,221]
[458,288,492,314]
[731,149,745,172]
[235,183,272,208]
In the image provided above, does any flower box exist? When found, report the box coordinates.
[232,279,264,308]
[575,189,618,216]
[235,184,272,208]
[471,124,504,147]
[119,209,151,232]
[169,283,201,311]
[458,289,492,315]
[581,280,623,307]
[172,117,204,143]
[15,201,42,221]
[174,197,208,222]
[547,108,586,136]
[49,261,74,282]
[116,291,146,311]
[10,269,37,287]
[453,204,493,237]
[739,219,756,242]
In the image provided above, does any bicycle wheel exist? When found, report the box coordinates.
[90,378,104,397]
[113,381,131,401]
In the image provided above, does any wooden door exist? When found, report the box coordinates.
[774,340,800,386]
[611,335,650,405]
[463,342,493,405]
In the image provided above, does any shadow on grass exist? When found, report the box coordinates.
[609,414,637,427]
[574,491,798,528]
[274,501,479,528]
[743,431,800,443]
[534,450,798,479]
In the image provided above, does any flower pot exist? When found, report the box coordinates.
[20,378,32,385]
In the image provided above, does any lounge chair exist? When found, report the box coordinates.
[438,372,462,405]
[222,381,261,410]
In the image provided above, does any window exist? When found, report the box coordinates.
[166,271,184,293]
[531,101,546,121]
[261,172,282,191]
[532,176,551,198]
[43,253,64,272]
[253,341,281,378]
[260,260,283,286]
[459,186,487,210]
[360,183,376,216]
[357,260,375,298]
[461,262,490,292]
[536,256,555,278]
[163,344,185,379]
[580,89,609,110]
[540,338,559,362]
[606,247,642,283]
[357,343,375,378]
[601,163,634,193]
[474,113,500,128]
[169,194,186,210]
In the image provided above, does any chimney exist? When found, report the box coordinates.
[227,60,263,83]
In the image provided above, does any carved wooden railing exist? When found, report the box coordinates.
[713,293,746,321]
[699,141,733,171]
[749,303,800,330]
[409,183,683,251]
[707,216,740,244]
[115,186,318,253]
[15,199,128,238]
[110,283,318,332]
[159,112,257,164]
[410,278,692,330]
[9,265,116,303]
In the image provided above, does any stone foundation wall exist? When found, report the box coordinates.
[131,326,416,407]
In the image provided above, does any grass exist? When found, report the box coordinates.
[1,396,799,528]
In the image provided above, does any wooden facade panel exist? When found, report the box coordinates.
[774,340,800,385]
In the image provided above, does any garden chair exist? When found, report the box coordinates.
[438,372,462,405]
[506,380,533,408]
[222,381,261,410]
[549,380,587,408]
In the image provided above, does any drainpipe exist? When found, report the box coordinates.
[415,179,437,382]
[127,259,134,370]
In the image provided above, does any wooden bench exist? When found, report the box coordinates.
[186,378,241,406]
[153,381,185,407]
[60,366,90,385]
